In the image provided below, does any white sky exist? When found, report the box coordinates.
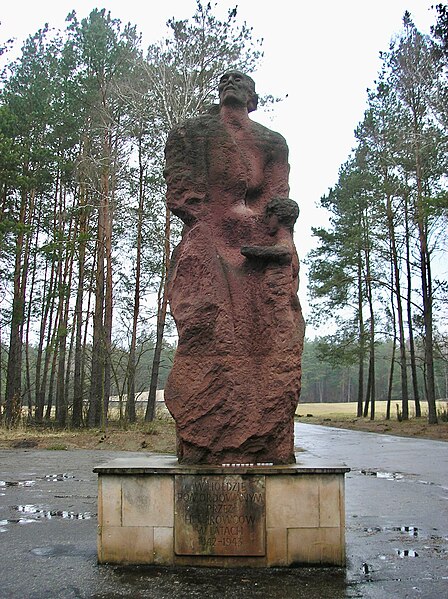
[0,0,437,331]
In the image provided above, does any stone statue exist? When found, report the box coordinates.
[163,71,305,465]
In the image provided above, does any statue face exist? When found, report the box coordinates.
[218,71,255,109]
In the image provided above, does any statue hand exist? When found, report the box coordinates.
[241,245,292,265]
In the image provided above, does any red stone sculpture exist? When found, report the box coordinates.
[164,71,305,464]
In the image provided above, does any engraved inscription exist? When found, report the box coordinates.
[175,475,266,556]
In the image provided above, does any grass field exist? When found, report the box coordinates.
[295,400,448,442]
[296,400,447,419]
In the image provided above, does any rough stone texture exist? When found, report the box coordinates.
[164,72,305,465]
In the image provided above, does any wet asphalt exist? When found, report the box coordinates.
[0,423,447,599]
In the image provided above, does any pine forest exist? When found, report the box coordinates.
[0,4,447,429]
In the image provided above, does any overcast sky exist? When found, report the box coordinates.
[0,0,438,326]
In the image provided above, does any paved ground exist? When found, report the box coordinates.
[0,423,447,598]
[296,424,448,598]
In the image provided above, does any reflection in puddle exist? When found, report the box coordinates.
[396,549,419,558]
[395,526,419,536]
[44,473,75,482]
[30,544,97,558]
[14,505,93,520]
[0,480,36,487]
[377,472,404,480]
[360,470,404,480]
[0,474,75,489]
[365,526,419,537]
[0,507,94,529]
[0,517,37,527]
[361,562,371,574]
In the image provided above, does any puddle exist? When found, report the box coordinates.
[44,473,75,482]
[0,474,75,489]
[365,526,419,537]
[377,472,404,480]
[1,516,37,526]
[360,562,372,574]
[360,470,404,480]
[379,549,420,559]
[0,507,93,529]
[31,546,64,556]
[30,544,97,558]
[0,480,36,487]
[14,505,93,520]
[395,526,419,536]
[396,549,419,558]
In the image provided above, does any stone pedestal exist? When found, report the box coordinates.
[94,456,349,567]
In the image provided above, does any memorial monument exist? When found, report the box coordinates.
[95,72,348,568]
[164,70,305,465]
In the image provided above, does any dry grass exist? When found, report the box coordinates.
[0,417,177,453]
[296,400,447,419]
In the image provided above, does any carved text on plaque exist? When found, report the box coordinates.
[174,475,265,556]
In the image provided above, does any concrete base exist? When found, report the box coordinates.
[94,456,349,567]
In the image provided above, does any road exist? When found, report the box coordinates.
[295,423,448,597]
[0,423,446,598]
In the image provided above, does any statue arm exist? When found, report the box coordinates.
[267,132,290,199]
[164,125,207,225]
[241,244,292,265]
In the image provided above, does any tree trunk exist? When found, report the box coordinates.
[386,194,409,419]
[404,193,421,417]
[386,239,397,421]
[45,342,59,420]
[81,251,96,424]
[357,251,365,418]
[24,197,39,420]
[4,189,28,427]
[420,240,437,423]
[146,205,171,422]
[367,310,375,421]
[103,174,114,428]
[386,340,396,421]
[126,135,145,423]
[363,354,372,418]
[64,316,76,423]
[72,186,88,428]
[34,258,55,421]
[35,169,61,421]
[56,209,76,427]
[37,271,60,422]
[414,140,437,424]
[362,214,375,420]
[88,214,106,427]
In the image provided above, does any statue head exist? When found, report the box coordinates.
[218,71,258,113]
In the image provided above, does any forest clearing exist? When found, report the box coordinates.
[1,401,447,451]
